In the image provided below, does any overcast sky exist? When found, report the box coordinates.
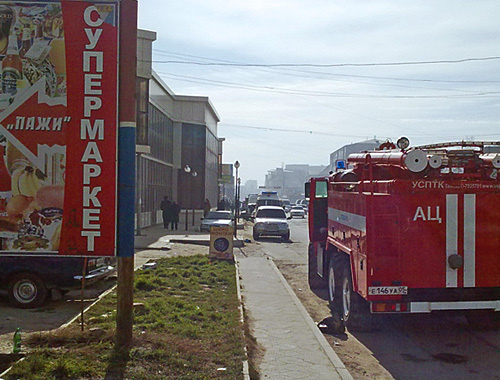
[137,1,500,184]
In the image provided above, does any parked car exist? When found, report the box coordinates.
[290,205,306,218]
[0,256,116,309]
[252,206,290,241]
[200,210,234,232]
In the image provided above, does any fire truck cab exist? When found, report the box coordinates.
[307,138,500,330]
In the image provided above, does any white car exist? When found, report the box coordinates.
[299,204,308,215]
[200,211,234,232]
[253,206,290,241]
[289,206,305,218]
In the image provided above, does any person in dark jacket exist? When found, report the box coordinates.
[170,202,180,230]
[160,196,172,229]
[203,198,211,217]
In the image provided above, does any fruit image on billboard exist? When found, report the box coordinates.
[0,1,119,256]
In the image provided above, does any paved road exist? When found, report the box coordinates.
[258,218,500,380]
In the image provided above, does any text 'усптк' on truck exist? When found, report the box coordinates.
[307,137,500,331]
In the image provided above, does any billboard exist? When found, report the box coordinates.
[209,226,233,260]
[219,163,232,184]
[0,1,119,256]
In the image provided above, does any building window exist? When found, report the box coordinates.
[136,78,149,145]
[149,105,173,164]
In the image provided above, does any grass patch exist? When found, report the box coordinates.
[5,255,247,379]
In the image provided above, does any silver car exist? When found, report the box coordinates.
[253,206,290,241]
[200,211,234,232]
[290,205,306,218]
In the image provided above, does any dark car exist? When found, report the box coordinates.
[0,255,116,308]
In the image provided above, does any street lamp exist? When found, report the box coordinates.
[234,160,240,237]
[190,170,197,227]
[183,165,198,230]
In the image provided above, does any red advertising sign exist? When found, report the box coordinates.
[0,1,119,256]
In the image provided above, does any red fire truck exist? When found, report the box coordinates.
[307,137,500,330]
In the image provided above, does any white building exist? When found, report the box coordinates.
[329,138,383,171]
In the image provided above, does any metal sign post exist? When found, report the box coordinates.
[116,0,137,349]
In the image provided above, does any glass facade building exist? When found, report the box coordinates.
[135,29,222,228]
[178,124,219,209]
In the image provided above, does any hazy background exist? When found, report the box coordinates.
[137,0,500,184]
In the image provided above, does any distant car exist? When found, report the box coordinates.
[256,198,282,209]
[253,206,290,241]
[298,204,308,215]
[296,199,309,207]
[200,211,234,232]
[290,206,306,218]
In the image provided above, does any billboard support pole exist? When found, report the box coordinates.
[116,0,137,349]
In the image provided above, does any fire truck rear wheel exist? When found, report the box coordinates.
[340,265,374,332]
[327,255,343,309]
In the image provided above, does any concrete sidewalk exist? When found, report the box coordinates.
[235,254,352,380]
[134,223,352,380]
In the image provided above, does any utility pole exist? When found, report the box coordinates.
[116,0,137,349]
[234,161,240,237]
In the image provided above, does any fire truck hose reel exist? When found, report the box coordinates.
[348,149,428,173]
[428,154,443,169]
[404,149,428,172]
[448,254,464,270]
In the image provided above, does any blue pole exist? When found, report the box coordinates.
[117,122,136,257]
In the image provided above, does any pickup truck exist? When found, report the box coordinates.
[0,256,116,308]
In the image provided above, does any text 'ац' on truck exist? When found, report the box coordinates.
[307,137,500,331]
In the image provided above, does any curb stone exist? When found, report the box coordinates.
[269,259,354,380]
[234,257,251,380]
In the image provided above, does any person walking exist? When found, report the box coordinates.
[203,198,211,217]
[170,202,180,230]
[160,196,172,229]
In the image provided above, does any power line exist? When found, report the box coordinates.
[219,122,385,139]
[152,49,500,84]
[152,55,500,68]
[220,122,500,141]
[157,71,500,99]
[274,67,500,84]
